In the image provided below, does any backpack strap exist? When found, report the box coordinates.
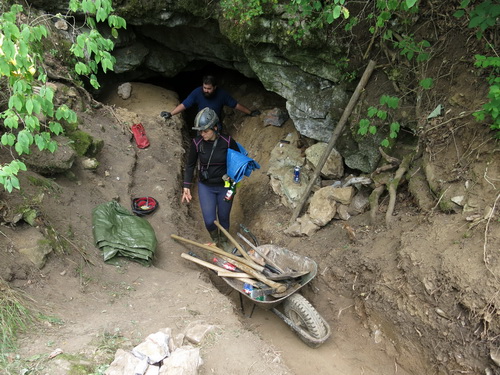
[193,138,203,153]
[219,135,231,147]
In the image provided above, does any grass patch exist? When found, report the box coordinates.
[0,278,38,371]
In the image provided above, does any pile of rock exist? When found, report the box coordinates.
[267,132,371,236]
[105,321,216,375]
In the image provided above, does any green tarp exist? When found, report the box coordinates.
[92,201,157,265]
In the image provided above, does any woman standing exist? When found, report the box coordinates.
[182,107,240,251]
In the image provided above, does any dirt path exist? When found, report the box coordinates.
[94,82,412,374]
[0,81,420,375]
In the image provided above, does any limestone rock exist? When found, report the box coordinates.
[23,136,76,175]
[309,187,338,227]
[160,346,202,375]
[132,331,170,364]
[117,82,132,99]
[305,142,344,179]
[330,186,354,205]
[184,321,216,345]
[263,108,289,127]
[16,228,53,269]
[335,204,351,221]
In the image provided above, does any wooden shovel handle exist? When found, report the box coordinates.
[181,253,227,273]
[213,220,257,265]
[171,234,264,272]
[174,235,286,293]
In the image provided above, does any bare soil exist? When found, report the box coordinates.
[1,65,499,375]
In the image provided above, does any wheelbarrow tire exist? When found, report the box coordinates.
[283,294,328,343]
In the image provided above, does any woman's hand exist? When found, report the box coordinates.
[181,188,192,203]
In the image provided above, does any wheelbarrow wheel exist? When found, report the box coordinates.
[283,294,328,343]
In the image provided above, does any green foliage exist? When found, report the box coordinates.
[454,0,500,39]
[220,0,349,44]
[0,1,126,192]
[454,1,500,138]
[473,55,500,137]
[419,77,434,89]
[358,95,401,147]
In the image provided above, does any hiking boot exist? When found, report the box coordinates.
[208,229,219,247]
[219,232,234,253]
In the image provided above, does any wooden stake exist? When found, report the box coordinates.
[289,60,377,225]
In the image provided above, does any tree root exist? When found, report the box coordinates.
[370,185,386,225]
[369,151,414,227]
[385,154,413,226]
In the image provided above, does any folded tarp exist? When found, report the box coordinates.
[92,200,157,266]
[226,148,261,183]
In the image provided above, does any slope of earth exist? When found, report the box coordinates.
[1,81,425,375]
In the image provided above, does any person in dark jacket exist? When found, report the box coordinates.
[161,75,260,130]
[182,107,239,251]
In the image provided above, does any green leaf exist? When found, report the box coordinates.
[26,98,34,114]
[369,125,377,135]
[453,10,465,18]
[377,110,388,120]
[10,176,20,190]
[381,139,389,147]
[333,5,341,18]
[1,133,16,146]
[419,78,434,89]
[367,106,378,118]
[406,0,418,8]
[49,121,64,135]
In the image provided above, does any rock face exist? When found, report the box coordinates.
[26,0,352,145]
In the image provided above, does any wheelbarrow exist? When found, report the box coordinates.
[172,226,331,348]
[221,242,331,348]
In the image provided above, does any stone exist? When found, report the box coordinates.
[330,186,354,205]
[16,228,53,269]
[117,82,132,99]
[309,187,338,227]
[348,191,370,215]
[336,204,351,221]
[81,157,99,170]
[263,108,289,127]
[24,136,76,175]
[305,142,344,179]
[300,214,321,236]
[159,346,202,375]
[54,19,68,31]
[284,221,303,237]
[132,331,171,364]
[105,349,142,375]
[184,321,216,345]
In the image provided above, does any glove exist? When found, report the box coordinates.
[160,111,172,119]
[249,110,261,117]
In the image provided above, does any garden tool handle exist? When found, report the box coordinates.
[236,232,285,274]
[213,220,258,266]
[171,234,264,272]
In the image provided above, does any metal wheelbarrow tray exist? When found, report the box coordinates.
[221,244,331,348]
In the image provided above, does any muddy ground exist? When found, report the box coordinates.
[0,63,499,375]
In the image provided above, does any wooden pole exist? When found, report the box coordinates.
[289,60,377,225]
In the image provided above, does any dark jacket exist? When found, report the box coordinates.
[183,134,239,187]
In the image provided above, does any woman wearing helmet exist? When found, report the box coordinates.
[182,107,240,251]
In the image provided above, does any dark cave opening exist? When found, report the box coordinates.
[96,61,282,131]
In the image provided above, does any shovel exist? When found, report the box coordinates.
[237,232,310,281]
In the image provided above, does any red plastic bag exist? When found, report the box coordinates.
[131,123,150,149]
